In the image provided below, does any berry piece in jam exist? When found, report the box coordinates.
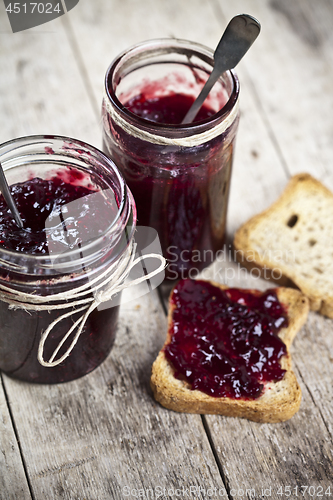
[164,279,289,399]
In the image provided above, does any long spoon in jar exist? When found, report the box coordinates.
[0,161,24,229]
[181,14,261,124]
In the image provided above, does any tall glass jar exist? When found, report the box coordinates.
[102,38,240,281]
[0,135,136,384]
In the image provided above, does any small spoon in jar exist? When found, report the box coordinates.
[181,14,261,124]
[0,161,24,229]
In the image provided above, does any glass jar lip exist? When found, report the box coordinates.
[0,134,136,269]
[104,37,240,135]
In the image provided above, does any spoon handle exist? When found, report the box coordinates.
[181,67,221,124]
[0,161,24,229]
[181,14,260,124]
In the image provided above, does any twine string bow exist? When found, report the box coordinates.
[0,241,166,367]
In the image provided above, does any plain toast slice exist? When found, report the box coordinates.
[151,281,309,423]
[234,173,333,317]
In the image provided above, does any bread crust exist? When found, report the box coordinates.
[150,282,309,423]
[234,173,333,317]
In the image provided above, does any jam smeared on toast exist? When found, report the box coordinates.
[164,279,288,399]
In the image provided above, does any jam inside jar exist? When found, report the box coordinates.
[0,135,136,384]
[102,39,240,281]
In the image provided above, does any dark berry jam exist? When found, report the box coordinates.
[0,174,117,254]
[124,92,215,124]
[164,279,289,399]
[0,173,120,383]
[104,87,236,281]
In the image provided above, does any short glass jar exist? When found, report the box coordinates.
[0,135,136,384]
[102,38,240,281]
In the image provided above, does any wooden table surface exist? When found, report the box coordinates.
[1,1,333,499]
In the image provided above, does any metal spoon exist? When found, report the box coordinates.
[181,14,261,124]
[0,161,24,229]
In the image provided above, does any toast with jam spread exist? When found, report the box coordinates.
[150,279,309,423]
[234,173,333,318]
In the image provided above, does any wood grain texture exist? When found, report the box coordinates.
[66,0,291,237]
[213,0,333,190]
[159,259,333,496]
[0,3,100,147]
[1,0,333,497]
[202,312,333,499]
[196,251,333,493]
[204,394,333,499]
[293,313,333,436]
[0,378,32,500]
[198,1,333,495]
[3,289,227,499]
[63,0,222,110]
[0,4,100,496]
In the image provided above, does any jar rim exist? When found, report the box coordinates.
[0,134,137,273]
[104,37,240,137]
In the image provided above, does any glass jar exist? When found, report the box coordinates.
[102,38,239,281]
[0,135,136,384]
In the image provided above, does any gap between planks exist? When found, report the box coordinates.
[0,374,35,500]
[60,14,101,121]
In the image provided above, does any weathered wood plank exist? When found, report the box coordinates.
[193,2,333,495]
[0,5,100,147]
[293,313,333,437]
[64,0,224,108]
[3,289,227,499]
[0,6,103,497]
[212,0,333,427]
[212,0,333,190]
[67,0,333,496]
[66,0,291,247]
[223,73,289,236]
[1,0,333,498]
[0,2,228,496]
[204,353,333,499]
[185,258,333,498]
[0,378,32,500]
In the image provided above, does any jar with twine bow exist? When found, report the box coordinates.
[0,135,165,384]
[102,38,240,282]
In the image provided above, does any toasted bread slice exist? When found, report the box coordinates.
[151,282,309,423]
[234,173,333,317]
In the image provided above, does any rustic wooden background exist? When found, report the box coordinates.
[0,0,333,498]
